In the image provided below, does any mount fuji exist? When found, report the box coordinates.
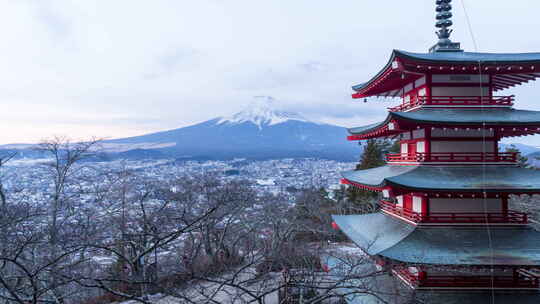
[104,97,360,160]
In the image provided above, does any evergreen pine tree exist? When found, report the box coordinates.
[356,139,386,170]
[344,139,391,214]
[505,144,529,168]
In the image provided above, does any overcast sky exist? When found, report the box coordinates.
[2,0,540,145]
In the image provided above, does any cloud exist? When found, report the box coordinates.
[1,0,540,145]
[143,47,202,80]
[31,0,71,42]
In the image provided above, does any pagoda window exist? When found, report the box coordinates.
[416,141,426,153]
[431,86,489,98]
[431,74,489,84]
[400,143,408,154]
[400,132,412,140]
[412,129,425,139]
[404,83,414,94]
[415,76,426,88]
[431,128,494,138]
[429,198,503,213]
[396,195,404,208]
[412,196,423,213]
[430,140,495,153]
[404,95,411,104]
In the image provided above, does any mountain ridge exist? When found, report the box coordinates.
[4,98,540,161]
[101,98,359,160]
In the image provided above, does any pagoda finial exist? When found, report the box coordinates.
[429,0,462,53]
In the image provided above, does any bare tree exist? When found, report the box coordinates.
[0,145,405,304]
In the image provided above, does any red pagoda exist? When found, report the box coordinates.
[333,1,540,303]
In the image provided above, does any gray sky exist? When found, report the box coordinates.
[2,0,540,145]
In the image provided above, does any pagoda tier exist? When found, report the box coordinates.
[341,166,540,226]
[333,213,540,267]
[352,50,540,99]
[347,108,540,141]
[333,213,540,291]
[341,165,540,195]
[326,255,540,303]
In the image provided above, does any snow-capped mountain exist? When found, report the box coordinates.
[217,96,310,129]
[100,97,360,160]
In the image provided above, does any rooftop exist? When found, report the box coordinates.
[342,165,540,194]
[333,213,540,266]
[348,108,540,140]
[352,50,540,98]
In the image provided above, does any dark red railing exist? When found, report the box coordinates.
[389,95,515,112]
[394,267,539,289]
[380,200,423,222]
[380,200,528,225]
[386,152,519,163]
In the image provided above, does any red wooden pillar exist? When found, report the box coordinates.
[418,270,427,287]
[425,127,432,161]
[426,73,432,104]
[421,196,429,219]
[404,194,413,211]
[502,195,509,217]
[488,74,493,99]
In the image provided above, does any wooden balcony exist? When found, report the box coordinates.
[380,200,528,225]
[394,267,540,289]
[386,152,519,164]
[389,95,515,112]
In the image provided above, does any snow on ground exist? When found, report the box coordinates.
[115,267,281,304]
[6,158,52,166]
[113,244,366,304]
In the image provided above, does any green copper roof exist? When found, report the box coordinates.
[352,50,540,92]
[397,49,540,64]
[348,108,540,135]
[333,213,540,266]
[342,165,540,193]
[327,252,540,304]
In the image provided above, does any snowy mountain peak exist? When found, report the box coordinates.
[217,96,310,129]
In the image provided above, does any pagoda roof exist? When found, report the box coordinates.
[333,213,540,266]
[396,50,540,65]
[348,108,540,140]
[353,50,540,98]
[326,254,540,304]
[342,165,540,194]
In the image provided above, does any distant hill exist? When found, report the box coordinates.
[104,97,361,161]
[5,99,540,162]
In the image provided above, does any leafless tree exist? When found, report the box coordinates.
[0,142,405,304]
[0,137,103,303]
[0,151,16,209]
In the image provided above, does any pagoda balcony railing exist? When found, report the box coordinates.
[389,95,515,112]
[394,268,539,289]
[386,152,519,163]
[380,200,528,225]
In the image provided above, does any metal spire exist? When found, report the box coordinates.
[430,0,462,53]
